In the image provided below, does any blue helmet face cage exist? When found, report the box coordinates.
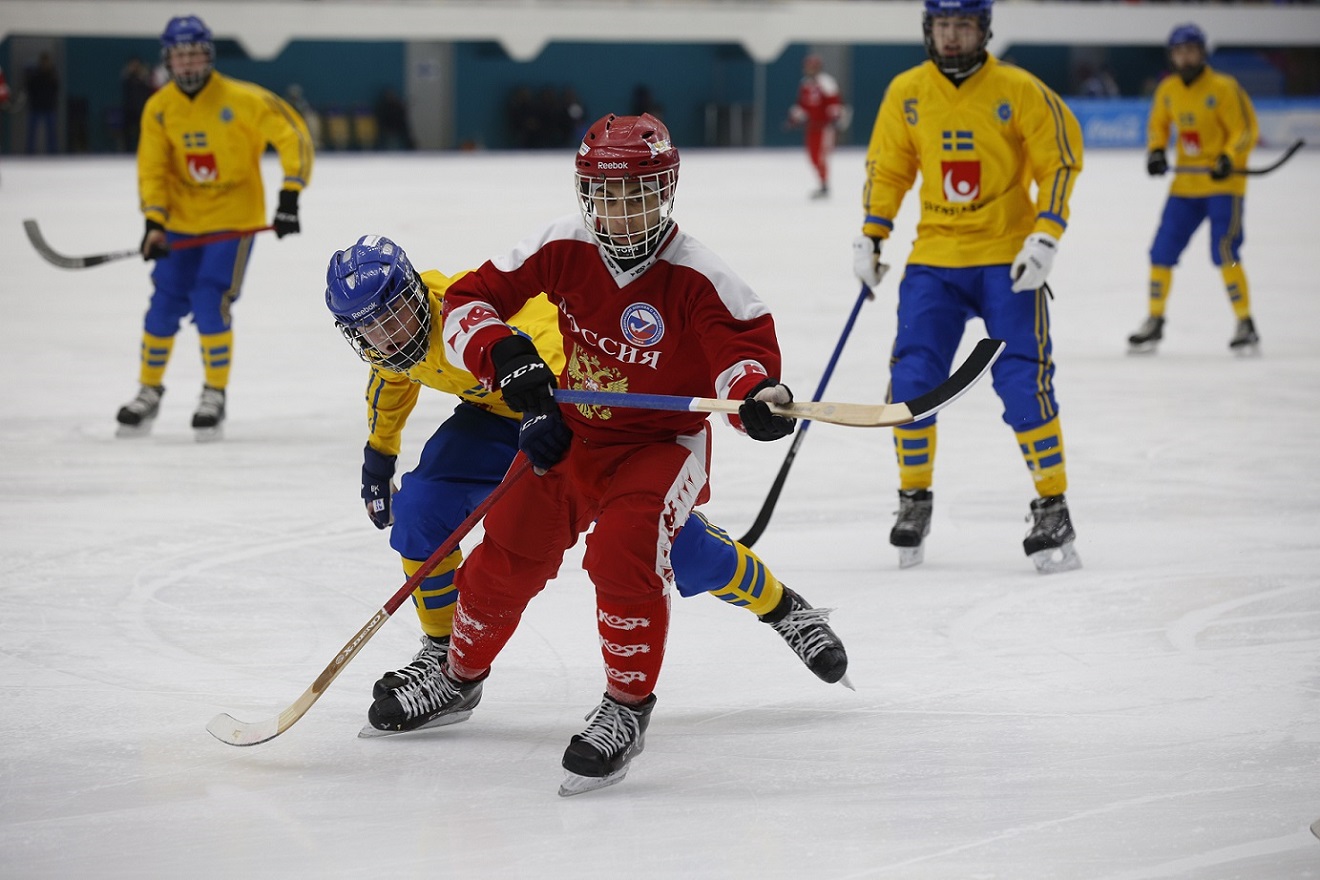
[161,15,214,94]
[1167,23,1208,81]
[922,0,993,78]
[325,235,432,373]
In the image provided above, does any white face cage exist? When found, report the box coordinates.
[575,170,678,262]
[336,274,432,372]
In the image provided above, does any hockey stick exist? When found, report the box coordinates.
[554,337,1004,429]
[22,218,274,270]
[738,283,874,547]
[206,455,532,747]
[1173,138,1305,177]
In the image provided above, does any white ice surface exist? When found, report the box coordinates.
[2,148,1318,879]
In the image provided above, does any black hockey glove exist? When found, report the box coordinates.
[272,189,301,238]
[519,411,573,475]
[739,378,796,442]
[1146,149,1168,177]
[490,334,557,415]
[140,218,170,261]
[361,443,396,529]
[1209,154,1234,181]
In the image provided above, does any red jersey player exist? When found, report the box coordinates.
[421,112,810,796]
[786,54,845,198]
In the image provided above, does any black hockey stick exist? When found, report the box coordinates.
[206,455,531,747]
[1173,138,1305,177]
[23,218,274,269]
[737,283,874,547]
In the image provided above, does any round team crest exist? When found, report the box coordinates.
[621,303,664,347]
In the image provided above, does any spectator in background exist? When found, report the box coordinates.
[374,87,414,150]
[286,84,324,150]
[121,56,154,152]
[631,84,663,119]
[1077,64,1120,98]
[24,51,60,154]
[505,85,539,148]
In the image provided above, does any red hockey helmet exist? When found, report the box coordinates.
[575,113,680,262]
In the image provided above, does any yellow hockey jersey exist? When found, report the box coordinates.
[138,72,314,234]
[863,54,1083,267]
[365,269,567,456]
[1147,66,1257,198]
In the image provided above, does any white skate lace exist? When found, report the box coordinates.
[770,604,838,663]
[126,386,162,415]
[393,667,468,718]
[576,699,642,758]
[195,386,225,418]
[388,636,447,687]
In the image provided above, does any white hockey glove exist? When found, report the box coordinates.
[1010,232,1058,293]
[852,235,889,290]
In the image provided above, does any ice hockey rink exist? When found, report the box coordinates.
[2,144,1318,879]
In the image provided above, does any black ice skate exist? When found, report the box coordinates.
[760,586,850,687]
[115,384,165,437]
[360,662,483,738]
[890,489,933,568]
[559,693,656,797]
[373,633,450,699]
[1229,317,1260,354]
[191,385,226,442]
[1024,493,1082,574]
[1127,316,1165,354]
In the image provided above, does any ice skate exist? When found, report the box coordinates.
[1229,317,1259,355]
[191,385,226,442]
[890,489,933,568]
[373,633,449,699]
[810,184,830,200]
[1127,316,1164,354]
[559,693,655,797]
[115,384,165,437]
[360,662,482,737]
[760,586,850,687]
[1024,493,1081,574]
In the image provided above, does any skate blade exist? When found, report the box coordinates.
[1230,342,1261,357]
[558,766,631,797]
[838,674,856,692]
[357,709,473,739]
[1127,341,1160,355]
[115,421,155,438]
[896,544,925,568]
[193,425,224,443]
[1029,542,1082,575]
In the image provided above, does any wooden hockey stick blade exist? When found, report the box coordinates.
[23,219,275,270]
[206,456,531,747]
[553,338,1004,428]
[1173,138,1305,177]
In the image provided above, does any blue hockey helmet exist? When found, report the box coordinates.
[923,0,993,78]
[326,235,432,372]
[1167,23,1207,50]
[160,15,214,93]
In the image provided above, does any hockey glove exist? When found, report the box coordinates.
[361,443,396,529]
[739,378,796,442]
[1010,232,1058,293]
[519,410,573,475]
[490,334,557,415]
[140,219,170,261]
[851,235,889,290]
[1146,149,1168,177]
[1209,154,1234,181]
[273,189,301,238]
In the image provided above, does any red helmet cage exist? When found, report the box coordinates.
[575,113,680,262]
